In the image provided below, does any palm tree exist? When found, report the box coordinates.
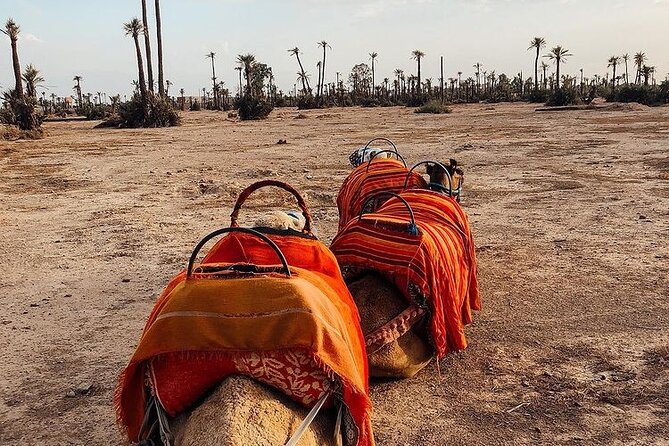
[411,50,425,94]
[288,47,311,95]
[140,0,154,92]
[317,41,330,97]
[296,72,311,96]
[124,18,148,116]
[206,52,217,107]
[473,62,482,92]
[540,62,549,90]
[608,56,620,93]
[2,19,23,98]
[166,79,172,97]
[73,76,83,107]
[622,53,630,85]
[154,0,165,96]
[634,52,646,84]
[369,52,378,96]
[394,68,403,99]
[545,46,572,89]
[528,37,546,90]
[22,64,44,98]
[236,53,256,97]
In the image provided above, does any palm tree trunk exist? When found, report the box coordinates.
[371,60,375,97]
[245,70,252,98]
[556,61,561,89]
[612,65,617,94]
[534,47,539,90]
[10,36,23,98]
[133,34,149,118]
[295,53,310,94]
[321,46,326,97]
[141,0,154,93]
[440,56,444,103]
[76,82,82,107]
[417,58,422,95]
[154,0,165,96]
[625,61,629,85]
[316,63,322,99]
[238,70,242,96]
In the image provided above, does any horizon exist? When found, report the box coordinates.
[2,0,668,99]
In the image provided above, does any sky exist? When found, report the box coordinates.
[1,0,668,99]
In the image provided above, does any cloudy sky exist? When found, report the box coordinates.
[1,0,667,98]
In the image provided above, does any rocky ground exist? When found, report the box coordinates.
[1,103,667,445]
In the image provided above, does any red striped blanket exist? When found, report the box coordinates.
[337,159,427,230]
[331,190,480,357]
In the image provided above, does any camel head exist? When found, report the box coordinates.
[425,159,464,201]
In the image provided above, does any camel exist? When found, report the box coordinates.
[128,197,360,446]
[342,159,467,379]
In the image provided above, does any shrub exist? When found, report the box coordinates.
[190,100,201,111]
[296,94,320,110]
[234,95,273,120]
[415,100,452,114]
[1,91,43,130]
[108,93,180,128]
[79,103,112,120]
[526,89,550,103]
[359,97,380,108]
[607,84,669,106]
[545,88,581,107]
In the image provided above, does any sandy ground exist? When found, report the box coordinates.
[1,103,668,445]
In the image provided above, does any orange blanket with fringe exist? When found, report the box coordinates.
[331,190,480,358]
[337,159,427,230]
[116,231,373,446]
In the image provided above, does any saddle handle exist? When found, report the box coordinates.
[403,160,453,197]
[230,180,313,234]
[365,150,408,172]
[187,227,291,278]
[362,137,399,159]
[358,192,418,235]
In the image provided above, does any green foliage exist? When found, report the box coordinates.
[234,95,273,120]
[79,103,112,120]
[359,97,380,108]
[112,93,180,128]
[415,100,452,114]
[1,90,43,130]
[545,88,581,106]
[296,94,320,110]
[607,84,669,106]
[527,89,550,103]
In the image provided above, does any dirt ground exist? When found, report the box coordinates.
[1,103,668,445]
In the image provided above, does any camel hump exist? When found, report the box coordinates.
[171,375,336,446]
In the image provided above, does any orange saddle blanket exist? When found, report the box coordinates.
[331,190,481,358]
[115,229,373,446]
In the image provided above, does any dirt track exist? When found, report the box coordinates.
[1,103,668,445]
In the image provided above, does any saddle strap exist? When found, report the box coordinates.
[365,304,427,355]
